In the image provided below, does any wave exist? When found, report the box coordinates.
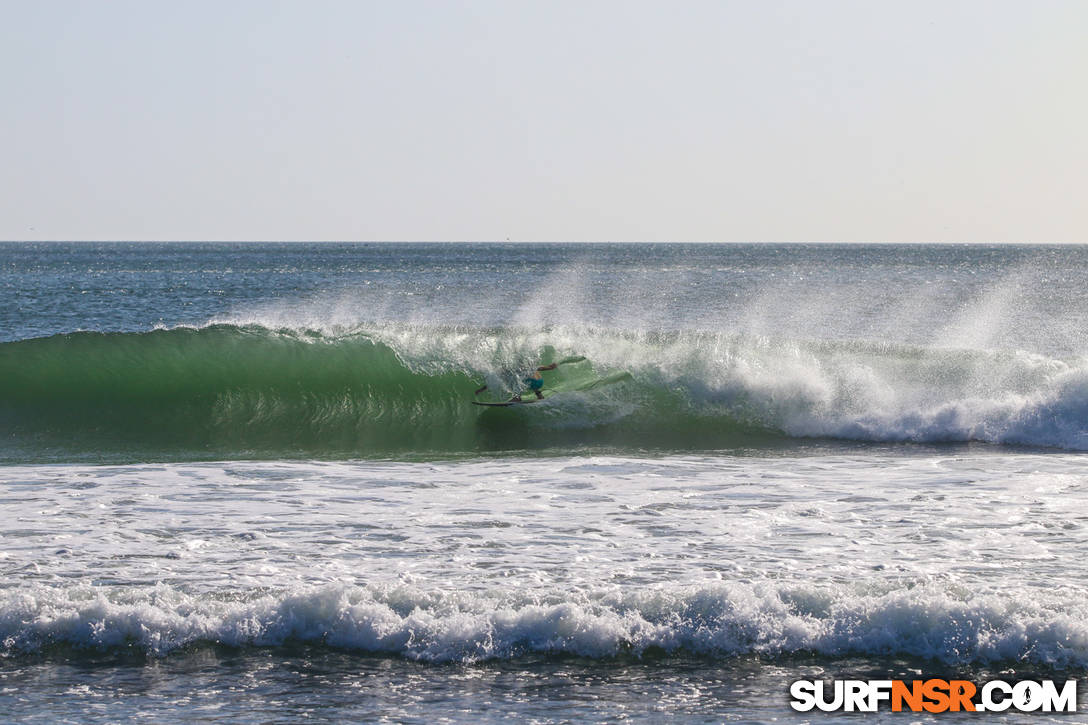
[1,323,1085,461]
[3,581,1087,668]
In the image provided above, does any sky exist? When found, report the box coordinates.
[1,0,1085,242]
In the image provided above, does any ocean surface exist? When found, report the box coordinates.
[1,242,1086,722]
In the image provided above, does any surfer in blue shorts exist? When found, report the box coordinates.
[524,363,557,398]
[523,362,558,399]
[474,357,583,404]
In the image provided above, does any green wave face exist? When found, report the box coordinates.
[3,323,1085,463]
[0,325,770,463]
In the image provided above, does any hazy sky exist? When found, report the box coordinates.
[2,0,1085,242]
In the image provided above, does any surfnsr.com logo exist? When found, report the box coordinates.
[789,679,1077,713]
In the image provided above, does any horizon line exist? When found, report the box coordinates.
[2,239,1086,245]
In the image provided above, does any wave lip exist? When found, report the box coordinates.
[4,582,1088,668]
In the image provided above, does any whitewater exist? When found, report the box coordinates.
[1,242,1087,722]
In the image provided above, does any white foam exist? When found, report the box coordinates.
[4,581,1088,666]
[3,454,1088,670]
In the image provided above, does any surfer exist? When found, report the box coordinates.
[472,356,583,405]
[523,362,558,399]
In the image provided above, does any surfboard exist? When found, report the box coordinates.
[472,389,556,406]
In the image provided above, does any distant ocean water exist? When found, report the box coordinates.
[1,242,1086,722]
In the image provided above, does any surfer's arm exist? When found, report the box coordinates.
[536,363,558,371]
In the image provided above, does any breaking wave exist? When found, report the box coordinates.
[4,581,1087,668]
[1,322,1085,461]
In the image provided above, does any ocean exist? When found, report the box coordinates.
[1,242,1086,722]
